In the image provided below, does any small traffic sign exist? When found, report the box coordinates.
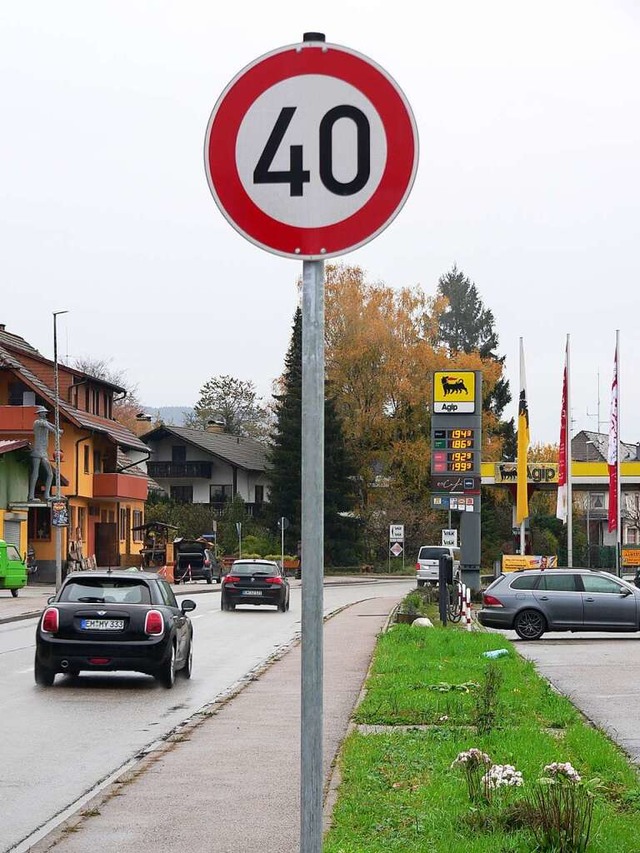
[390,542,404,557]
[389,524,404,542]
[442,528,458,547]
[204,38,418,259]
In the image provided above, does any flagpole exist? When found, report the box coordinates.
[616,329,621,574]
[566,334,573,567]
[607,332,621,576]
[519,337,524,556]
[518,337,527,555]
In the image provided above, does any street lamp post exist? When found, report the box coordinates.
[53,310,68,591]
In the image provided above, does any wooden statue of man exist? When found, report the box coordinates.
[28,406,62,501]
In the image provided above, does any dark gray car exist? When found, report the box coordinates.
[478,568,640,640]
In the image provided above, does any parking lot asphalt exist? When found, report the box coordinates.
[22,592,400,853]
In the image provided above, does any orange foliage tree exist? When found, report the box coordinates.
[322,264,511,559]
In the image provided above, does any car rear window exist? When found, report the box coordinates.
[419,548,449,560]
[232,562,278,575]
[60,579,152,604]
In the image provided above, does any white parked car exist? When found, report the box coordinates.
[415,545,461,586]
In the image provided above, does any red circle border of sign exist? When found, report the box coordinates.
[204,43,418,260]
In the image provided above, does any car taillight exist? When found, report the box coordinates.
[42,607,59,633]
[482,594,504,607]
[265,576,283,585]
[144,610,164,635]
[224,575,240,583]
[415,563,420,571]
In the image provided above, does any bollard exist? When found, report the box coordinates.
[438,553,453,625]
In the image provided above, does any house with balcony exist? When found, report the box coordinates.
[0,324,150,580]
[141,423,269,516]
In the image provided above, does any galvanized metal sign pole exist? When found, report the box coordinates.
[204,33,417,853]
[301,258,325,851]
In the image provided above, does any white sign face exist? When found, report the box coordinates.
[389,524,404,542]
[236,76,387,228]
[204,41,419,260]
[442,529,458,547]
[390,542,404,557]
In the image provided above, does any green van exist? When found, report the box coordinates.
[0,539,27,597]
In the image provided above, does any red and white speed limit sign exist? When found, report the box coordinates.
[204,39,419,259]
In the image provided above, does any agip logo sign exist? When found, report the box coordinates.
[433,371,476,413]
[494,462,559,484]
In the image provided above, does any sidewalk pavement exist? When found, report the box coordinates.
[0,583,56,623]
[7,582,403,853]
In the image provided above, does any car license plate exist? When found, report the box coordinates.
[241,590,263,596]
[80,619,125,630]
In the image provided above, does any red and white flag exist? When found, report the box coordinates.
[608,342,619,533]
[556,342,568,523]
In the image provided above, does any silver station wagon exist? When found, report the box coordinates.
[478,569,640,640]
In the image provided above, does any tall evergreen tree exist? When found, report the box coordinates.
[437,265,499,360]
[436,265,514,450]
[267,308,360,565]
[267,311,303,547]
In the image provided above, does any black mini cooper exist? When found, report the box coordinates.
[35,570,195,688]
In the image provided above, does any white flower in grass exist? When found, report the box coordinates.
[543,761,581,783]
[482,763,524,789]
[451,748,492,770]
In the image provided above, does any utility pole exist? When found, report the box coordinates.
[53,310,68,591]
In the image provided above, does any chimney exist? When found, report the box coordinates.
[206,419,225,434]
[0,324,5,332]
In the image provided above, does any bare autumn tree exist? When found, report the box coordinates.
[185,375,271,441]
[71,356,146,434]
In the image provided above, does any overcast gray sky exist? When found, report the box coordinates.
[2,1,638,445]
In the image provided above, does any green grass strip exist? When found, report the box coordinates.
[324,623,640,852]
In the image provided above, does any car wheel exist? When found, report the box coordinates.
[278,598,287,612]
[182,640,193,679]
[34,657,55,687]
[417,580,425,588]
[159,643,176,689]
[514,609,547,641]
